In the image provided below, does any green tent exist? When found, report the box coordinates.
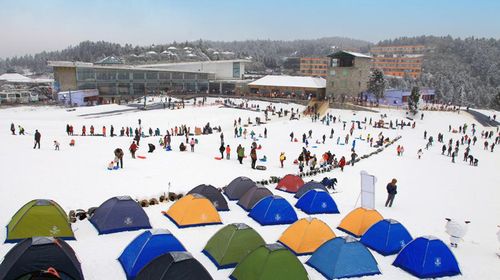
[6,199,74,243]
[230,243,308,280]
[203,223,265,269]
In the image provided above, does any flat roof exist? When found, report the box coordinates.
[248,75,326,89]
[48,61,216,74]
[136,59,251,68]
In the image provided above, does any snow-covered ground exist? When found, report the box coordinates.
[0,98,499,279]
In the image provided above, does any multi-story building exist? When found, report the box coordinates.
[300,57,329,78]
[370,45,425,78]
[326,51,372,101]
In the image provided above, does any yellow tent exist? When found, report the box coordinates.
[337,207,383,237]
[163,194,222,228]
[278,217,336,255]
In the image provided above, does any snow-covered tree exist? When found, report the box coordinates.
[408,86,420,114]
[367,68,386,104]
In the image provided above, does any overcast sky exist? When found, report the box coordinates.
[0,0,499,58]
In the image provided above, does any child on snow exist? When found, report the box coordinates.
[54,141,60,151]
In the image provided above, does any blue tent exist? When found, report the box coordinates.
[248,196,298,226]
[294,181,327,199]
[306,236,380,279]
[89,196,151,234]
[119,229,185,279]
[295,190,339,214]
[360,219,412,256]
[393,236,461,278]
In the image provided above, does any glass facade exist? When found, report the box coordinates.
[232,62,240,78]
[74,67,212,97]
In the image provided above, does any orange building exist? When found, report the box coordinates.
[300,57,329,77]
[370,45,425,78]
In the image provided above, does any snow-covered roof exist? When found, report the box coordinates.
[95,56,123,65]
[167,46,177,50]
[0,73,32,83]
[0,73,52,84]
[248,75,326,89]
[344,51,372,58]
[329,50,372,59]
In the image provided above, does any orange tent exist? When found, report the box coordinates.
[278,217,336,255]
[163,194,222,228]
[337,207,383,237]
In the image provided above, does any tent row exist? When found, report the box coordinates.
[5,197,152,243]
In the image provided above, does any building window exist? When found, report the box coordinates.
[233,62,240,78]
[146,72,158,80]
[133,72,145,80]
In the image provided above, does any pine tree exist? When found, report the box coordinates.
[492,88,500,110]
[408,86,421,114]
[367,68,386,104]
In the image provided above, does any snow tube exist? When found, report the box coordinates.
[214,157,223,160]
[137,156,146,159]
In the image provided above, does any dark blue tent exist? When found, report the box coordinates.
[89,196,151,234]
[187,184,229,211]
[248,196,298,226]
[360,219,412,256]
[119,229,186,279]
[393,236,461,278]
[306,236,380,279]
[294,181,327,199]
[295,190,339,214]
[0,237,84,280]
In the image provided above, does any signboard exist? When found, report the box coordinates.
[360,171,376,209]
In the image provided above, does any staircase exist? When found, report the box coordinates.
[304,99,330,117]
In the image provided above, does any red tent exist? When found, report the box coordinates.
[276,174,305,193]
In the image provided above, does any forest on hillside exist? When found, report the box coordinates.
[1,36,499,108]
[381,36,500,109]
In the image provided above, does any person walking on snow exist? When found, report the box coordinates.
[219,143,225,159]
[237,144,244,164]
[114,148,124,168]
[417,149,423,159]
[250,145,257,169]
[129,141,138,158]
[279,152,286,168]
[102,126,106,137]
[10,123,15,135]
[33,130,41,149]
[226,145,231,160]
[190,138,196,152]
[338,156,346,171]
[54,141,60,151]
[385,179,398,207]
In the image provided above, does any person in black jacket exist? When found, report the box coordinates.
[33,130,41,149]
[385,178,398,207]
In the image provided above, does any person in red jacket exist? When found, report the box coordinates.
[102,126,106,137]
[129,141,138,158]
[338,156,346,171]
[82,125,86,136]
[225,145,231,160]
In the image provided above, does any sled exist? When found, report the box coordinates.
[214,157,223,160]
[256,165,267,170]
[137,155,147,159]
[312,145,318,148]
[259,159,267,162]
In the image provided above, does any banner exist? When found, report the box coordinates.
[360,171,376,209]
